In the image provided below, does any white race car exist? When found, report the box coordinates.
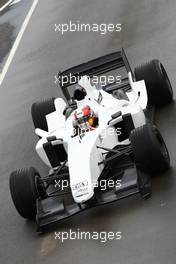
[9,49,173,231]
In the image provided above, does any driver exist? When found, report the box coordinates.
[73,105,98,132]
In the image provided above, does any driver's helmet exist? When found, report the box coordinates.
[74,105,98,130]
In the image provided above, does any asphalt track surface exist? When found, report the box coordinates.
[0,0,176,263]
[0,0,33,70]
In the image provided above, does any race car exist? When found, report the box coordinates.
[9,49,173,231]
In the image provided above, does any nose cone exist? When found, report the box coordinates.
[73,184,94,203]
[68,131,102,203]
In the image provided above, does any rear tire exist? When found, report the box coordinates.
[31,98,55,131]
[134,60,173,106]
[9,167,40,219]
[130,123,170,174]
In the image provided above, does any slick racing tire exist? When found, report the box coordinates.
[31,98,56,131]
[130,123,170,174]
[134,60,173,106]
[9,167,41,219]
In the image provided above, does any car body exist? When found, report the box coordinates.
[35,73,147,203]
[9,49,173,231]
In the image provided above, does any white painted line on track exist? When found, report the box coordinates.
[0,0,39,86]
[0,0,13,12]
[10,0,23,7]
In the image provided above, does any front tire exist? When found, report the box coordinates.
[9,167,40,219]
[134,60,173,106]
[130,123,170,174]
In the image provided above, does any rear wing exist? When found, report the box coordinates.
[58,48,134,101]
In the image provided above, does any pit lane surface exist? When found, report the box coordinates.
[0,0,176,263]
